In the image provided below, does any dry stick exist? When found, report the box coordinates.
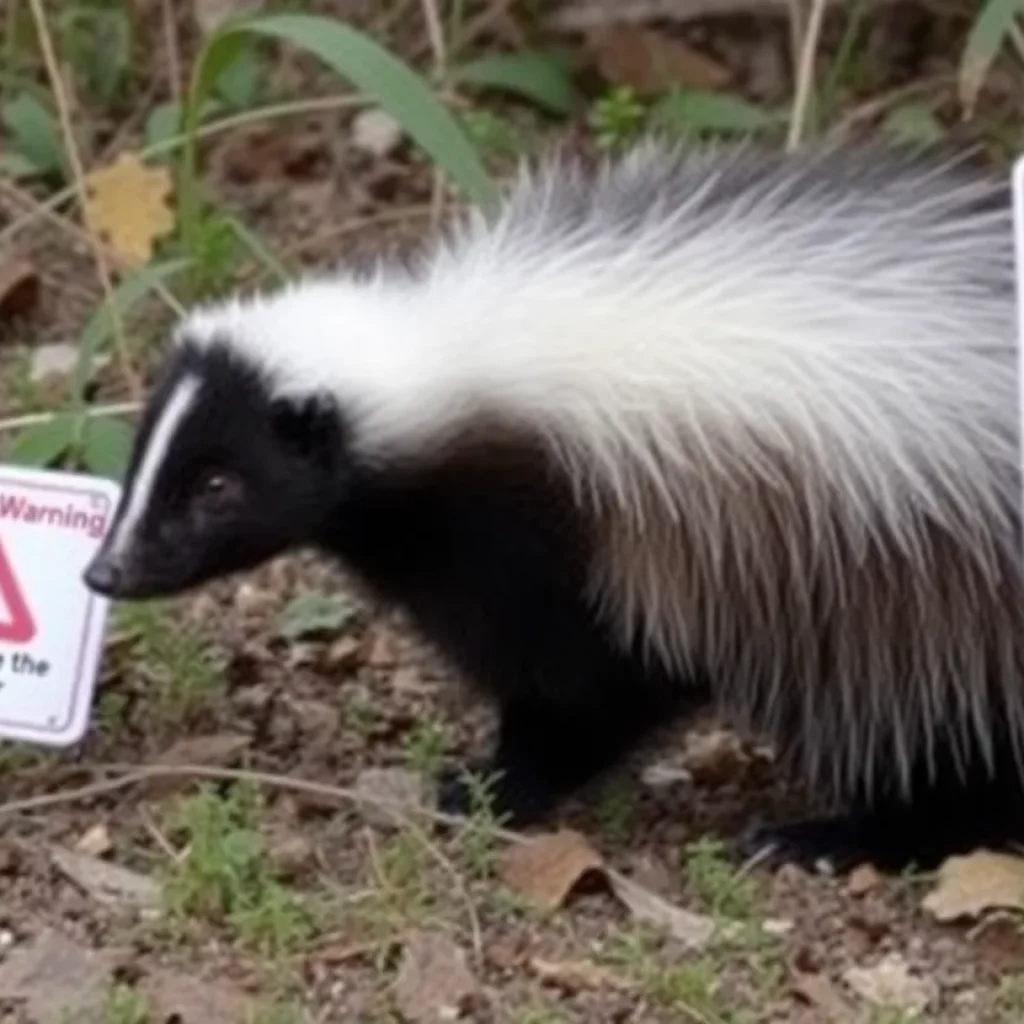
[0,400,141,435]
[25,0,142,401]
[159,0,183,106]
[787,0,829,150]
[419,0,450,230]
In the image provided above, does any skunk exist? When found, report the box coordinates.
[82,138,1022,873]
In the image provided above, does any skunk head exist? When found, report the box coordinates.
[83,332,347,601]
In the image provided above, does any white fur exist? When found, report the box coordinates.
[106,374,200,558]
[175,139,1022,798]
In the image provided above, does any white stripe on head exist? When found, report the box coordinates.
[107,374,201,557]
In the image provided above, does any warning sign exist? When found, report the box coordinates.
[0,464,121,747]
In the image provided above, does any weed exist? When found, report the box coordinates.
[683,836,763,921]
[593,777,634,844]
[401,716,448,777]
[60,982,149,1024]
[587,86,647,150]
[113,601,225,719]
[161,783,316,957]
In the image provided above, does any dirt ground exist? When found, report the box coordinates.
[2,1,1024,1021]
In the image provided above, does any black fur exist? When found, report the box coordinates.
[84,337,1024,874]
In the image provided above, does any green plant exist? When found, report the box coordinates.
[960,0,1024,118]
[683,836,762,921]
[587,86,647,150]
[162,783,316,957]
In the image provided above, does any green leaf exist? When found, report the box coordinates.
[214,46,263,110]
[0,151,38,179]
[276,590,357,640]
[452,51,581,116]
[180,12,495,247]
[650,89,778,137]
[81,416,134,480]
[72,258,191,406]
[5,413,76,467]
[2,93,64,177]
[960,0,1024,117]
[226,215,291,285]
[882,104,945,145]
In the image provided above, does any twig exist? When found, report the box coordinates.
[787,0,828,149]
[0,401,141,436]
[828,73,953,134]
[420,0,449,229]
[159,0,183,106]
[276,205,435,262]
[25,0,142,400]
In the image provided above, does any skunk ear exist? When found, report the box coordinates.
[270,394,340,461]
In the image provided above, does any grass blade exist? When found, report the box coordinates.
[452,51,581,116]
[960,0,1024,117]
[82,415,134,480]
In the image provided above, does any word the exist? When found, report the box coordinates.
[0,493,108,540]
[0,650,51,676]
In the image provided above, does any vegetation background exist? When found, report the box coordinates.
[0,0,1022,1021]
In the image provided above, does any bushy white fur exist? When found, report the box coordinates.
[178,138,1023,800]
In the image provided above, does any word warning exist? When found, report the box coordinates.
[0,464,121,746]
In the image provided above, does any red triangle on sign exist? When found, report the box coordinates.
[0,538,36,644]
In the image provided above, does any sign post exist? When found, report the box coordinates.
[0,465,120,746]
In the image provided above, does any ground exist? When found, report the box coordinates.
[1,1,1024,1021]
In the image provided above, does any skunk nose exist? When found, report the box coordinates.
[83,554,122,596]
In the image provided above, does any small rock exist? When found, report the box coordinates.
[846,863,882,897]
[640,762,693,789]
[393,930,478,1024]
[843,952,936,1017]
[681,728,748,784]
[30,342,79,383]
[352,108,403,157]
[267,833,316,879]
[73,823,112,858]
[366,628,401,667]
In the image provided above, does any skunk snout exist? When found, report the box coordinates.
[82,549,127,598]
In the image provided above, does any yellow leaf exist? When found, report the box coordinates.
[83,152,175,267]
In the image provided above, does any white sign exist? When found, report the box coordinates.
[0,463,120,746]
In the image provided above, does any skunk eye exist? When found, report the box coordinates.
[196,470,241,503]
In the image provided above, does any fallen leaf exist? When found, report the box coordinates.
[354,767,432,828]
[326,634,362,670]
[640,762,693,789]
[393,930,478,1024]
[83,152,175,267]
[530,957,632,993]
[790,966,855,1022]
[137,965,255,1023]
[498,829,605,910]
[277,589,357,640]
[0,259,39,322]
[585,24,731,94]
[29,341,79,383]
[922,850,1024,922]
[0,928,117,1024]
[74,823,112,858]
[352,108,404,157]
[607,870,716,950]
[48,845,161,914]
[156,731,251,767]
[842,953,936,1017]
[846,862,882,897]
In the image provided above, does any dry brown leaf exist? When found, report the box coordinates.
[498,829,605,910]
[585,24,731,93]
[48,845,161,914]
[607,870,716,950]
[923,850,1024,921]
[842,953,936,1017]
[0,928,117,1024]
[393,930,478,1024]
[74,823,112,858]
[82,152,175,267]
[530,957,633,993]
[790,967,855,1022]
[0,258,40,324]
